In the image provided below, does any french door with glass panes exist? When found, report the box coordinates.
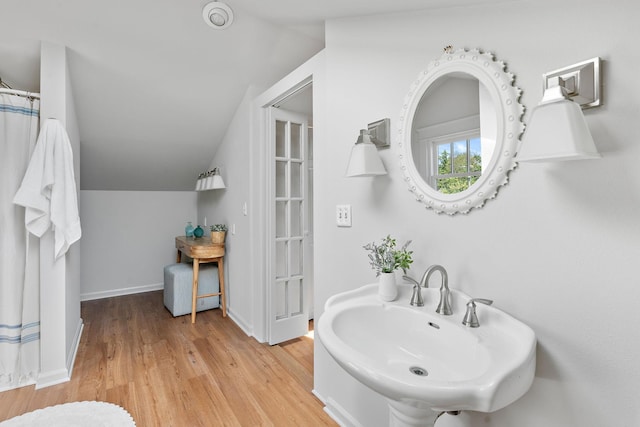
[268,107,310,345]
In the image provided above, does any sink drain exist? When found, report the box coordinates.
[409,366,428,376]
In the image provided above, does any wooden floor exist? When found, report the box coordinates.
[0,291,337,426]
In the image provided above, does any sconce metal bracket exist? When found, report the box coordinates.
[543,57,601,109]
[367,118,391,147]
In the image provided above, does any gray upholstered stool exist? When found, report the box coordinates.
[163,263,220,317]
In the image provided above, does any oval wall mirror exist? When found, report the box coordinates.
[398,48,524,215]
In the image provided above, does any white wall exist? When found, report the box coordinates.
[199,53,326,343]
[63,43,82,375]
[80,191,197,300]
[37,41,83,388]
[197,86,261,337]
[312,1,640,426]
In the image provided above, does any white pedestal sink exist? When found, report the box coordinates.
[317,284,536,427]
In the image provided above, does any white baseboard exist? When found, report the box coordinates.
[36,318,84,390]
[81,282,164,301]
[66,318,84,378]
[319,394,362,427]
[312,388,326,404]
[36,368,69,390]
[227,308,254,338]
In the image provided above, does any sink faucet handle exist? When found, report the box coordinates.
[462,298,493,328]
[402,275,419,286]
[471,298,493,306]
[403,275,424,307]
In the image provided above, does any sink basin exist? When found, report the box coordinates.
[317,283,536,425]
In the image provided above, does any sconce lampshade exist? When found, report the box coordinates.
[346,130,387,177]
[195,167,226,190]
[211,173,226,189]
[518,86,601,162]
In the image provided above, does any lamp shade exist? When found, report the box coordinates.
[195,174,205,191]
[518,87,600,162]
[211,174,226,189]
[196,168,226,190]
[346,131,387,177]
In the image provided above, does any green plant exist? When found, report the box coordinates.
[363,235,413,276]
[210,224,228,232]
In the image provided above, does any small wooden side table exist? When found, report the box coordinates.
[175,236,226,324]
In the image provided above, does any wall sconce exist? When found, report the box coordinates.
[517,57,602,162]
[196,167,226,191]
[346,118,390,177]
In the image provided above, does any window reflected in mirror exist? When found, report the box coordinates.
[435,136,481,194]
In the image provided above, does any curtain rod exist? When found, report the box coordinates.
[0,78,40,100]
[0,87,41,100]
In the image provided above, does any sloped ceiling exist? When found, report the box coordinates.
[0,0,511,191]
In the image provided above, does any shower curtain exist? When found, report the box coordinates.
[0,93,40,391]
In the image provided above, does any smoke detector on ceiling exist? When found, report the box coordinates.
[202,1,234,30]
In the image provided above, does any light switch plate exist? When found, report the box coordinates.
[336,204,352,227]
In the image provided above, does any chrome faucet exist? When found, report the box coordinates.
[403,275,424,306]
[423,265,452,315]
[462,298,493,327]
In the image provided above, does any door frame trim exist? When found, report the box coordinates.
[250,51,323,343]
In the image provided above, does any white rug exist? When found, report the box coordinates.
[0,401,136,427]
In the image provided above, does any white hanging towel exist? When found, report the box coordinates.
[13,118,81,259]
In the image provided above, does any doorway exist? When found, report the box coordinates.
[267,83,314,345]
